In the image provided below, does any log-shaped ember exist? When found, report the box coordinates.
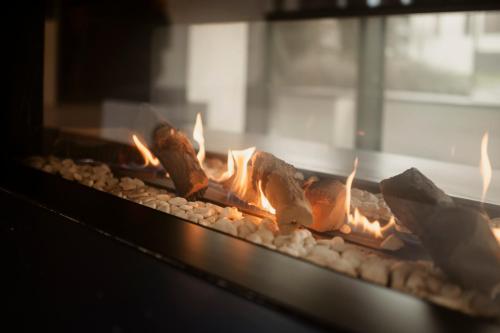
[152,122,208,199]
[250,151,313,232]
[224,150,313,233]
[304,179,346,232]
[380,168,500,296]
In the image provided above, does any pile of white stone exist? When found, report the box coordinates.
[27,156,500,318]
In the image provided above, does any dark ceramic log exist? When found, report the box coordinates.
[381,168,500,295]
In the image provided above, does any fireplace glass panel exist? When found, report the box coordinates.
[43,5,500,205]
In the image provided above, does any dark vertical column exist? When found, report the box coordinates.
[4,2,45,158]
[355,17,386,151]
[245,22,271,134]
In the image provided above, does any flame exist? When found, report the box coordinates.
[217,147,275,214]
[193,112,206,167]
[480,131,492,203]
[227,147,256,198]
[345,158,358,216]
[258,180,276,214]
[344,158,393,239]
[189,113,271,212]
[493,228,500,243]
[132,134,160,167]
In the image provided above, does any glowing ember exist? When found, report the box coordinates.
[193,112,206,167]
[132,134,160,167]
[258,180,276,215]
[344,158,393,239]
[480,131,492,203]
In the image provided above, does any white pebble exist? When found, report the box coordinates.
[291,229,312,244]
[193,207,216,218]
[260,218,278,233]
[273,235,292,248]
[342,248,365,268]
[221,206,243,220]
[329,258,357,277]
[308,245,340,266]
[132,178,145,187]
[304,236,316,248]
[207,203,224,213]
[173,210,188,220]
[213,218,237,236]
[256,227,275,244]
[237,219,258,238]
[279,246,300,257]
[157,203,170,214]
[390,262,412,290]
[246,233,262,244]
[156,194,171,201]
[169,197,188,206]
[359,259,389,285]
[120,182,136,191]
[141,196,156,204]
[406,271,426,294]
[143,201,157,209]
[330,236,346,252]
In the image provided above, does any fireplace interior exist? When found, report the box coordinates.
[6,1,500,332]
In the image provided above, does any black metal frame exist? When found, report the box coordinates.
[268,0,500,20]
[5,2,44,159]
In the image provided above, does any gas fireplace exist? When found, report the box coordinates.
[6,1,500,332]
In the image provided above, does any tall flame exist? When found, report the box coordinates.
[193,112,206,167]
[215,147,275,214]
[132,134,160,167]
[191,115,274,214]
[258,180,276,214]
[480,131,492,203]
[345,158,358,216]
[228,147,256,198]
[344,158,393,239]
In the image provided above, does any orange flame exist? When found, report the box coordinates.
[345,158,358,216]
[193,112,206,167]
[227,147,256,198]
[258,180,276,215]
[493,228,500,243]
[344,158,393,239]
[480,131,492,203]
[190,115,273,214]
[217,147,275,214]
[208,149,234,182]
[132,134,160,167]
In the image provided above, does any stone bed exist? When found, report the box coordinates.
[27,156,500,318]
